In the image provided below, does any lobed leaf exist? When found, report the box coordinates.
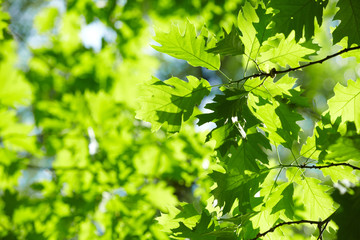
[136,76,211,133]
[258,32,316,68]
[152,20,220,70]
[206,25,244,56]
[328,80,360,133]
[332,0,360,46]
[211,168,268,214]
[295,177,334,220]
[237,2,261,59]
[248,93,303,148]
[269,0,328,41]
[221,132,270,173]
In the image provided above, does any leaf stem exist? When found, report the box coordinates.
[217,68,233,83]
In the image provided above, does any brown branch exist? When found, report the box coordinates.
[232,46,360,83]
[279,162,360,171]
[250,217,331,240]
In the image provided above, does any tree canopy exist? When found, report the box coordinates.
[1,0,360,239]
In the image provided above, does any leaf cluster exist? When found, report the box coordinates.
[137,0,360,239]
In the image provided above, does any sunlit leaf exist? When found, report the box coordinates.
[136,76,211,133]
[258,32,316,68]
[328,80,360,133]
[296,177,334,220]
[207,25,244,56]
[152,20,220,70]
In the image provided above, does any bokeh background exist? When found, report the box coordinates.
[1,0,359,239]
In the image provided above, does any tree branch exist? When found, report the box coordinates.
[317,220,330,240]
[250,217,331,240]
[279,162,360,171]
[233,46,360,83]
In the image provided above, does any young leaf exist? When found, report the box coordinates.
[328,80,360,133]
[257,32,316,68]
[332,0,360,46]
[136,76,211,133]
[269,0,328,41]
[206,25,244,56]
[301,133,320,161]
[237,1,261,59]
[248,94,303,148]
[244,75,297,101]
[152,20,220,70]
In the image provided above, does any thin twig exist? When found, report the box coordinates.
[250,217,331,240]
[232,46,360,83]
[278,162,360,171]
[317,220,330,240]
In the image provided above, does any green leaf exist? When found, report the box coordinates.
[332,0,360,46]
[206,25,244,56]
[325,135,360,163]
[253,5,275,45]
[275,100,304,147]
[205,123,238,156]
[136,76,211,133]
[269,0,328,41]
[268,183,295,219]
[142,182,178,213]
[257,32,316,68]
[237,2,261,59]
[244,75,297,101]
[156,203,201,233]
[248,94,303,148]
[322,165,358,184]
[295,177,334,220]
[221,132,270,173]
[197,88,260,156]
[325,122,360,162]
[328,80,360,133]
[308,114,342,163]
[197,88,248,126]
[172,211,216,240]
[211,169,268,213]
[249,209,280,237]
[152,20,220,70]
[301,133,320,160]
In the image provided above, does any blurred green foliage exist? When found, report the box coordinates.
[1,0,360,239]
[0,0,242,238]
